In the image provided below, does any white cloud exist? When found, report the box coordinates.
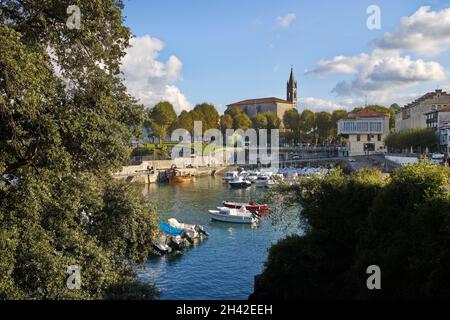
[300,97,350,112]
[276,13,296,28]
[307,50,446,97]
[299,92,423,113]
[305,54,369,75]
[305,6,450,100]
[375,6,450,56]
[121,35,192,114]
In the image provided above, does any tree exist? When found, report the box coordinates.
[170,103,220,135]
[192,103,220,132]
[330,110,348,142]
[219,114,233,134]
[389,104,400,131]
[299,110,316,141]
[263,112,281,131]
[251,163,450,300]
[283,109,301,144]
[225,105,244,119]
[315,112,332,144]
[385,129,438,152]
[172,110,195,134]
[0,1,158,299]
[234,113,253,130]
[146,101,177,141]
[252,114,269,130]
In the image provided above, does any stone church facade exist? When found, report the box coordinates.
[226,67,298,122]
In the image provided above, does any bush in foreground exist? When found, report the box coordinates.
[251,163,450,300]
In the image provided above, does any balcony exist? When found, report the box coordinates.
[338,120,384,135]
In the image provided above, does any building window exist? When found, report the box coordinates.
[367,135,371,142]
[377,134,381,141]
[357,135,360,142]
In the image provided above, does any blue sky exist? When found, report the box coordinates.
[121,0,450,113]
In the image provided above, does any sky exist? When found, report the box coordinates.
[120,0,450,114]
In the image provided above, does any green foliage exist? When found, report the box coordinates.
[171,103,220,134]
[299,109,316,141]
[253,114,269,130]
[192,103,220,132]
[263,112,281,130]
[131,147,153,157]
[315,111,332,143]
[283,109,301,143]
[0,1,158,299]
[234,113,253,130]
[385,128,438,151]
[219,114,233,134]
[253,163,450,300]
[389,104,400,130]
[145,101,177,140]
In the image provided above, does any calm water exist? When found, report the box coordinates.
[138,176,288,300]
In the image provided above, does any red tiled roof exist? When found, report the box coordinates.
[227,97,292,106]
[348,109,387,118]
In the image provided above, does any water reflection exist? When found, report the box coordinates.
[140,176,291,300]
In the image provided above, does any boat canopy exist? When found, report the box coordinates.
[159,222,182,236]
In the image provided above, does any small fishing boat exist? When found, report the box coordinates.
[228,177,252,189]
[168,218,209,238]
[166,235,190,251]
[151,240,173,254]
[159,221,182,236]
[223,171,239,182]
[255,175,275,188]
[222,201,270,212]
[246,171,260,183]
[170,174,196,183]
[208,206,258,224]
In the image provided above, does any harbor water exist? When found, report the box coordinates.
[139,176,290,300]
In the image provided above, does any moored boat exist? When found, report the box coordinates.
[255,175,275,188]
[246,171,260,183]
[228,177,252,189]
[151,240,173,254]
[170,174,196,183]
[223,171,239,182]
[223,201,270,212]
[168,218,209,237]
[208,206,258,224]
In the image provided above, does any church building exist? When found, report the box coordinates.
[226,68,298,122]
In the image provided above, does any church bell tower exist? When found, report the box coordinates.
[287,66,298,106]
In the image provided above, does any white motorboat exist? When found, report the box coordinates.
[246,171,260,183]
[228,177,252,189]
[255,175,275,188]
[208,206,258,224]
[223,171,239,182]
[168,218,209,238]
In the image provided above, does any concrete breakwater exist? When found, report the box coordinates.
[113,158,228,184]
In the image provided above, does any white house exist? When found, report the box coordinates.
[338,110,390,156]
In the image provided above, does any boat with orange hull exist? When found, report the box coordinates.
[170,175,196,183]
